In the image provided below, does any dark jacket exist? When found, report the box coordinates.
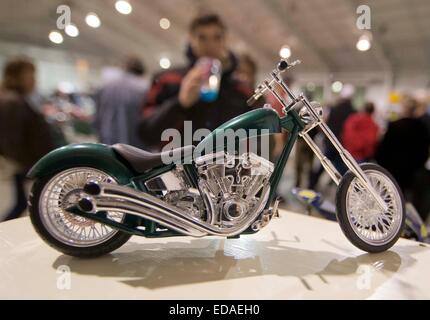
[0,90,56,170]
[376,117,430,191]
[325,98,355,159]
[139,49,253,149]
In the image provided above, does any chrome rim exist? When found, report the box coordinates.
[345,169,403,246]
[39,168,124,247]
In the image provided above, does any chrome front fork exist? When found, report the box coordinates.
[250,59,388,212]
[301,119,388,212]
[300,131,341,185]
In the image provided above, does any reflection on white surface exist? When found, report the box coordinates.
[52,236,403,292]
[0,214,429,299]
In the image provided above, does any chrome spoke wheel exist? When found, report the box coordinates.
[345,169,403,246]
[39,167,124,247]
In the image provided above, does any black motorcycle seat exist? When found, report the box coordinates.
[112,144,195,173]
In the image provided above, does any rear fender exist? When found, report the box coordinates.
[27,143,135,184]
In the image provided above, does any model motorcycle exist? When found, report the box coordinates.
[28,58,405,257]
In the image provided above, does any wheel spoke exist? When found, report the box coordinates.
[345,169,402,246]
[39,168,124,247]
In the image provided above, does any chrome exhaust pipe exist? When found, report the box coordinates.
[82,199,207,237]
[78,184,207,237]
[78,181,270,238]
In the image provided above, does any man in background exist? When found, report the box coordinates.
[95,56,148,148]
[139,14,253,149]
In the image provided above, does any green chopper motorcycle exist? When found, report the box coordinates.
[28,58,405,257]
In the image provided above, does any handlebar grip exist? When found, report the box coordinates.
[277,60,289,71]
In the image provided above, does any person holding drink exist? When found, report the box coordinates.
[139,14,255,149]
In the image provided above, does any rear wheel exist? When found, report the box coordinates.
[335,163,405,253]
[29,167,131,258]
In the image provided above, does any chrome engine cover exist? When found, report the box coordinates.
[195,151,274,228]
[144,152,273,231]
[144,166,208,222]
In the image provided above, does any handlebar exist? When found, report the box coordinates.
[277,59,301,71]
[247,58,301,107]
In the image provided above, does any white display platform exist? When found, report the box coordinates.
[0,211,429,299]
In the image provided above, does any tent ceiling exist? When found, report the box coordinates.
[0,0,429,75]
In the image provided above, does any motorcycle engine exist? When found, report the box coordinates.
[144,167,207,221]
[144,152,273,229]
[195,151,274,228]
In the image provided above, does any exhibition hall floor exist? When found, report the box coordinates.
[0,211,428,299]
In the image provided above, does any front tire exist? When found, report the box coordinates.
[29,167,132,258]
[335,163,405,253]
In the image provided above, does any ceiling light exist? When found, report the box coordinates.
[331,81,343,93]
[65,24,79,37]
[160,18,171,30]
[160,57,171,69]
[356,34,371,51]
[306,82,316,91]
[115,0,132,15]
[49,31,63,44]
[85,13,101,28]
[279,45,291,59]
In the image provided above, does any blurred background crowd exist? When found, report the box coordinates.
[0,0,429,226]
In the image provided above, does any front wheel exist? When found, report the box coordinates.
[335,163,405,253]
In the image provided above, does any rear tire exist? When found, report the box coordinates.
[335,163,405,253]
[29,167,131,258]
